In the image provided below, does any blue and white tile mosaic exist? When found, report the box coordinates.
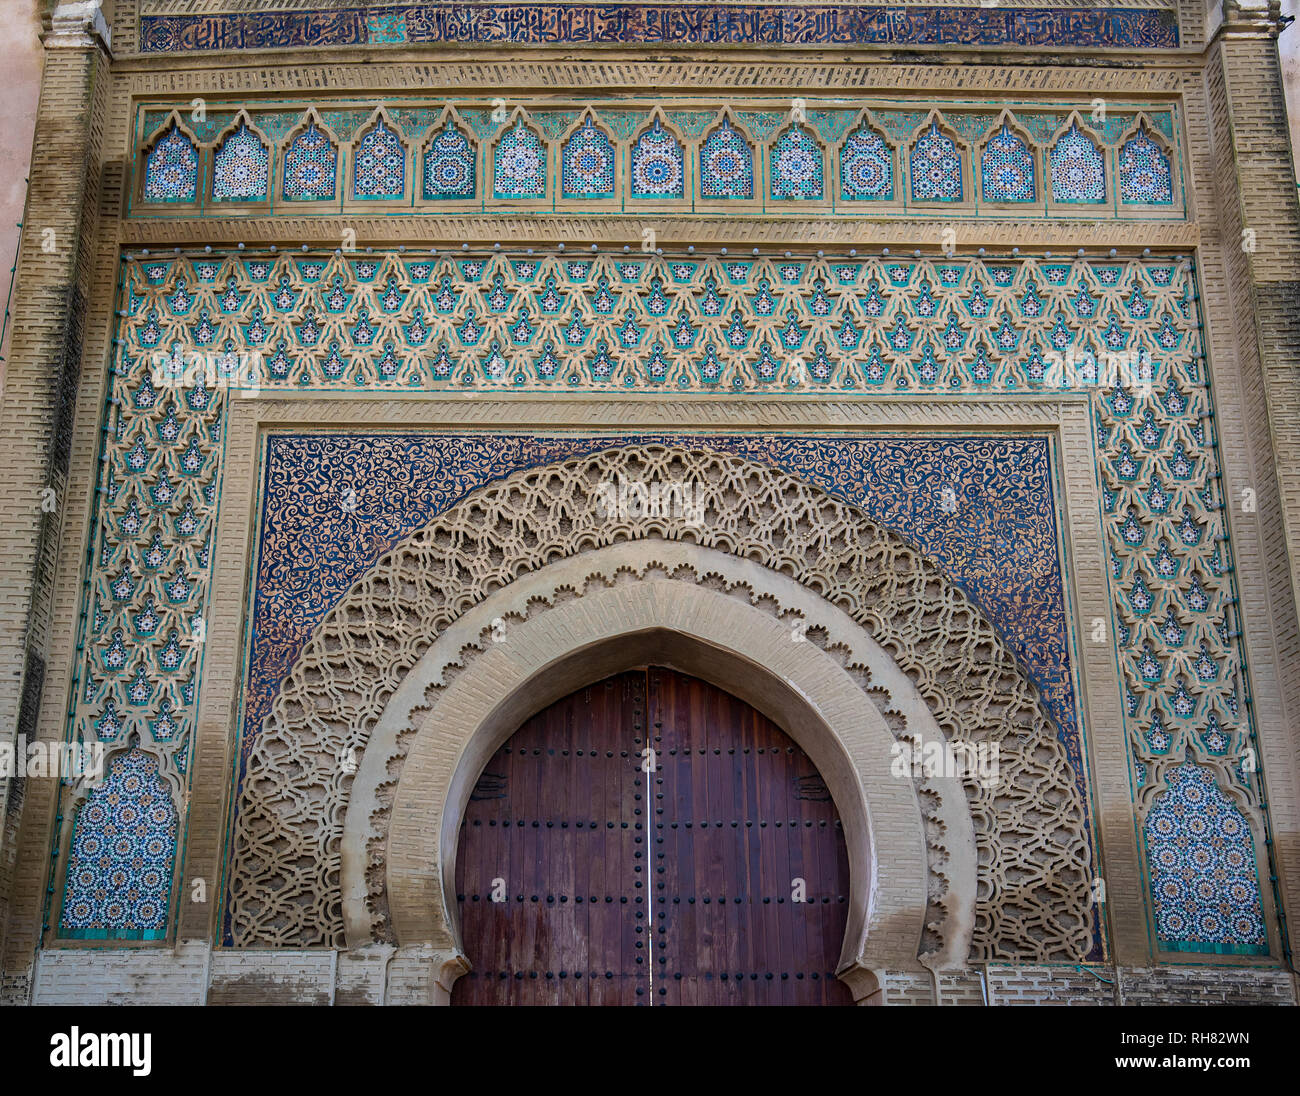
[981,122,1035,203]
[631,119,685,198]
[143,124,198,203]
[422,121,476,200]
[59,748,177,941]
[494,119,547,199]
[1146,762,1268,954]
[212,123,270,203]
[352,118,406,200]
[282,122,337,201]
[562,117,616,199]
[910,121,962,202]
[1119,126,1174,205]
[770,125,824,200]
[1051,122,1106,204]
[699,119,754,199]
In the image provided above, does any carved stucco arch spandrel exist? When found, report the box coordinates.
[226,446,1093,962]
[343,541,977,976]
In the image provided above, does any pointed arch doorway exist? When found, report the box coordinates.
[451,667,853,1006]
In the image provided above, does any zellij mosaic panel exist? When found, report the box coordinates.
[51,249,1270,959]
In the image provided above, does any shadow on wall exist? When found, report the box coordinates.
[0,0,44,394]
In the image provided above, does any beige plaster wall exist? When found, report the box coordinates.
[0,0,43,388]
[1282,5,1300,183]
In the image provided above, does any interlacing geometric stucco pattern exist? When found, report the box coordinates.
[240,432,1078,767]
[56,248,1273,958]
[228,447,1093,961]
[113,250,1202,398]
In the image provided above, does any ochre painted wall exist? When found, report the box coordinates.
[0,0,43,387]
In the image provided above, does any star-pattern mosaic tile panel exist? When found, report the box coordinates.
[770,125,825,200]
[211,123,270,202]
[1145,762,1268,954]
[494,119,547,199]
[133,101,1185,217]
[700,119,754,199]
[981,122,1036,203]
[910,122,962,202]
[59,748,177,941]
[142,124,198,203]
[282,122,337,201]
[840,122,894,201]
[562,118,616,198]
[1051,122,1107,204]
[422,121,476,200]
[1119,126,1175,205]
[631,119,685,198]
[352,119,406,200]
[55,249,1271,958]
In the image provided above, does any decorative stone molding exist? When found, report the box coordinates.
[47,1,113,50]
[1209,0,1291,38]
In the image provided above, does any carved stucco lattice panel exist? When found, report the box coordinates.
[227,447,1092,961]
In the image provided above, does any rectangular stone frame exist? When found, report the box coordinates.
[5,39,1299,998]
[175,391,1132,959]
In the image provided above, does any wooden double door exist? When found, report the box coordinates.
[452,668,852,1006]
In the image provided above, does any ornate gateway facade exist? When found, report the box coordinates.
[1,0,1298,1006]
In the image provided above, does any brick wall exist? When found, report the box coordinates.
[1118,967,1297,1005]
[988,965,1118,1005]
[1280,1,1300,183]
[0,24,108,984]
